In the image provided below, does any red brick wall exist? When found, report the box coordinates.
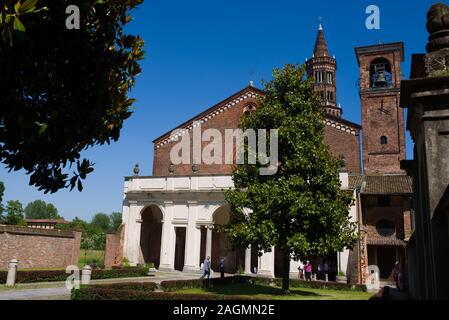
[153,90,361,176]
[361,195,412,241]
[358,48,406,174]
[104,224,125,269]
[0,226,81,269]
[153,95,259,176]
[324,125,361,174]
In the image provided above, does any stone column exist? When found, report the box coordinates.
[258,247,275,278]
[123,201,143,266]
[205,225,214,259]
[244,246,252,275]
[183,201,202,273]
[6,259,18,287]
[159,201,176,271]
[289,260,301,279]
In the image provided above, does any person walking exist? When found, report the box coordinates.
[393,260,405,291]
[305,261,312,281]
[324,261,329,282]
[200,256,211,280]
[298,260,305,280]
[219,257,225,279]
[317,261,324,280]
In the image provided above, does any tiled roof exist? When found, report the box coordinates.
[367,236,407,247]
[348,175,413,195]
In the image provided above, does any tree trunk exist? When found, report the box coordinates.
[281,252,290,294]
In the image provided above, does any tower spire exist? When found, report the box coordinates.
[306,21,341,117]
[313,22,329,57]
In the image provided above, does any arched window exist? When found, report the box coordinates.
[370,58,393,88]
[380,136,388,145]
[243,104,257,116]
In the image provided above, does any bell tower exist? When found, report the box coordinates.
[306,24,341,117]
[355,42,406,174]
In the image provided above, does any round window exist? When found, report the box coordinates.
[376,220,395,237]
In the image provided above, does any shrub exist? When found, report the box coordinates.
[0,270,67,283]
[71,287,257,300]
[0,266,149,284]
[160,276,249,292]
[89,282,158,292]
[288,279,367,292]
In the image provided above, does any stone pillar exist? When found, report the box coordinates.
[258,247,275,278]
[244,246,252,275]
[159,201,176,271]
[6,259,18,287]
[401,7,449,298]
[183,202,202,273]
[205,225,214,259]
[289,260,301,279]
[81,265,92,285]
[123,201,143,266]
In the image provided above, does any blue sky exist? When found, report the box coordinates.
[0,0,437,221]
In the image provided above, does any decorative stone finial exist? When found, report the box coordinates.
[249,80,254,87]
[426,3,449,52]
[133,163,140,176]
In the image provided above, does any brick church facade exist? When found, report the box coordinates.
[120,25,413,284]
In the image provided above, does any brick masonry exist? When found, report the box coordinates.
[0,225,81,269]
[361,195,413,242]
[104,224,125,269]
[152,87,361,176]
[356,44,406,174]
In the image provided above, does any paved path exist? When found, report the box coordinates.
[0,271,224,300]
[0,287,70,300]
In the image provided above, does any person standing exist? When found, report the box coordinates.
[200,256,211,280]
[305,261,312,281]
[317,261,324,280]
[324,261,329,282]
[298,260,305,280]
[219,257,225,279]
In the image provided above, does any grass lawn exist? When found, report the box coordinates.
[78,250,104,267]
[176,283,373,300]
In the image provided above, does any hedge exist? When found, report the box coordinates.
[0,267,150,284]
[71,287,258,300]
[84,282,158,292]
[160,276,248,292]
[160,276,367,292]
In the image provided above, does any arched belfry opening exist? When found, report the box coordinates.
[370,58,393,88]
[140,205,163,268]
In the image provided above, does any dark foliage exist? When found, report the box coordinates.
[0,0,144,193]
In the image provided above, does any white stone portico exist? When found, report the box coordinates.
[121,172,356,278]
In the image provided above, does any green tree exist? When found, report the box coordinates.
[224,64,358,294]
[24,200,61,219]
[4,200,26,225]
[0,0,144,193]
[110,211,122,232]
[0,181,5,220]
[90,213,111,233]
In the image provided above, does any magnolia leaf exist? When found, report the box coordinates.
[13,17,26,32]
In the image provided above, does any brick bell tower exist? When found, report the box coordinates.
[355,42,406,174]
[306,24,342,117]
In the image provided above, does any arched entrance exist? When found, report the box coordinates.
[200,205,244,273]
[140,205,163,268]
